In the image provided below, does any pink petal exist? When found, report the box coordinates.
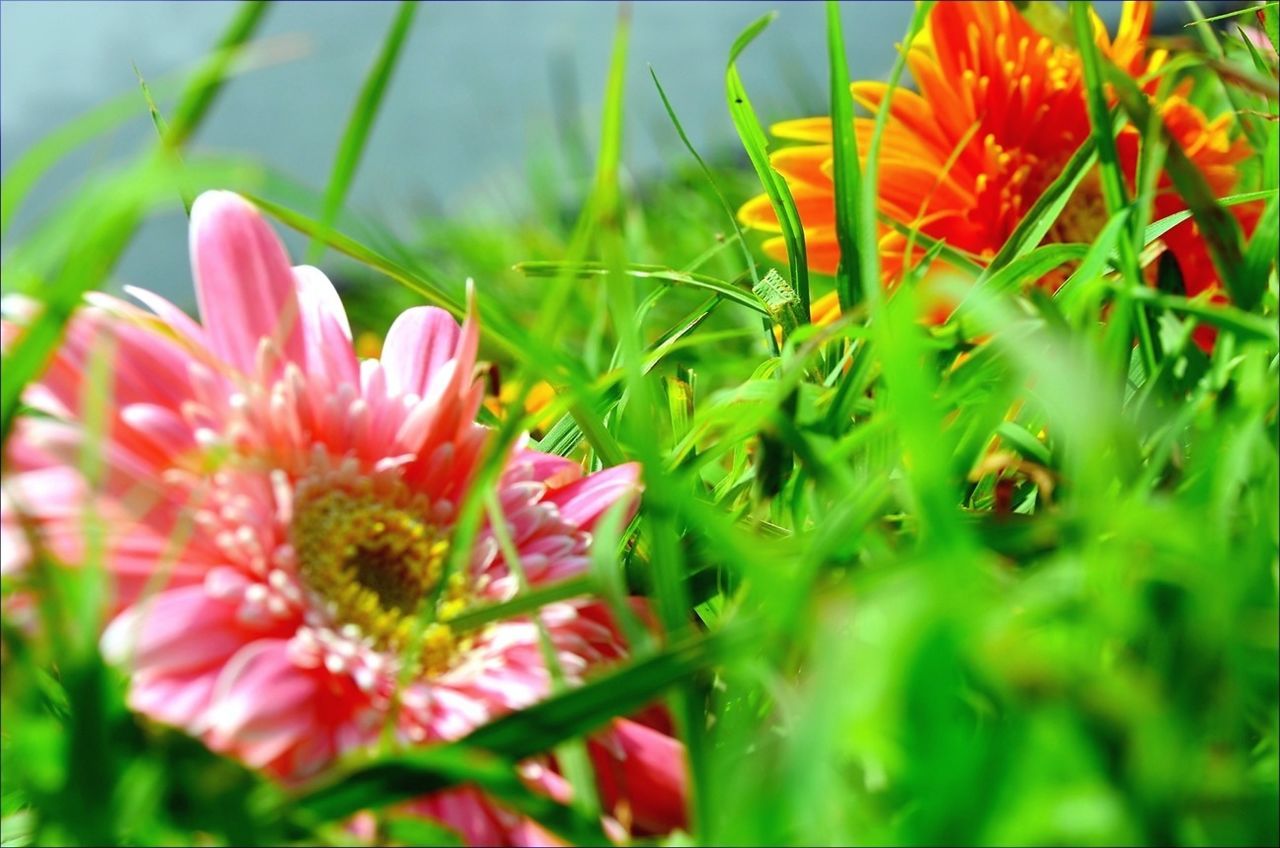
[515,447,582,489]
[128,667,221,731]
[101,585,252,676]
[544,463,642,532]
[590,718,688,835]
[410,788,553,847]
[189,191,306,374]
[124,285,209,349]
[36,307,196,419]
[203,639,345,772]
[118,403,197,467]
[380,306,462,398]
[292,265,359,389]
[0,491,31,576]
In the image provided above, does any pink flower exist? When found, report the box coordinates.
[1,191,686,845]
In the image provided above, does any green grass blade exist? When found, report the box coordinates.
[134,66,195,215]
[164,1,271,150]
[967,243,1090,303]
[293,629,738,820]
[291,744,608,845]
[1,157,260,445]
[648,66,759,286]
[0,2,267,239]
[515,261,768,315]
[1241,191,1279,290]
[1183,0,1270,152]
[1137,189,1275,252]
[726,13,809,326]
[0,88,160,238]
[1069,1,1155,376]
[1099,52,1253,310]
[245,192,465,316]
[825,0,863,312]
[306,1,417,263]
[859,2,934,309]
[983,137,1097,274]
[1055,208,1131,308]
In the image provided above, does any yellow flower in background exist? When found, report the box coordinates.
[485,377,558,435]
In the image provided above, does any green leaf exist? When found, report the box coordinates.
[1241,192,1279,291]
[292,744,608,845]
[967,243,1090,303]
[983,137,1097,275]
[726,13,810,327]
[164,1,271,150]
[826,0,863,311]
[648,66,759,286]
[1102,59,1253,309]
[515,261,768,315]
[858,2,934,309]
[292,630,737,825]
[307,1,417,262]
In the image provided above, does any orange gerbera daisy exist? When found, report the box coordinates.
[739,1,1256,345]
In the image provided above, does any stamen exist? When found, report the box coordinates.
[290,480,469,673]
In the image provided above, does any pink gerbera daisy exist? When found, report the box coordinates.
[1,191,686,845]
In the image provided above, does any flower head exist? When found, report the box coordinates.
[2,191,684,845]
[739,1,1257,346]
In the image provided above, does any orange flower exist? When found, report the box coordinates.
[739,1,1255,344]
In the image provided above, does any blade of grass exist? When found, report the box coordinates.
[1069,1,1151,376]
[648,66,759,287]
[134,65,194,214]
[0,157,261,446]
[982,136,1098,275]
[306,1,417,263]
[163,1,271,150]
[1055,208,1131,310]
[1139,189,1275,247]
[1105,62,1253,307]
[859,2,934,310]
[0,86,164,238]
[1183,0,1269,151]
[1,2,268,238]
[826,0,863,312]
[515,261,769,315]
[1241,191,1279,290]
[291,744,608,845]
[293,628,740,821]
[726,13,809,327]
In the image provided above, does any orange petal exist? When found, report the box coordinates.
[771,117,832,142]
[771,145,834,189]
[738,193,782,232]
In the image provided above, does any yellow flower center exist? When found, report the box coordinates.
[1048,169,1108,248]
[291,484,468,671]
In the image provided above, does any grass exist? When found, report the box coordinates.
[1,1,1278,846]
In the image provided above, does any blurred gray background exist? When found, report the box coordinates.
[0,1,1212,307]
